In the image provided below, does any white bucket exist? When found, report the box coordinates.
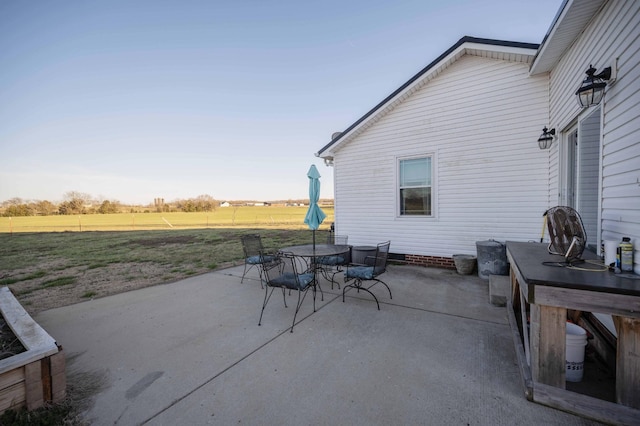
[566,322,587,382]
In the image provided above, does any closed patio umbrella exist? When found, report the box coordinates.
[304,164,327,249]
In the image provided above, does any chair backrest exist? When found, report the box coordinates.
[241,234,264,258]
[263,252,313,290]
[372,241,391,276]
[333,234,348,245]
[327,225,349,246]
[279,252,299,274]
[260,251,283,282]
[325,228,348,245]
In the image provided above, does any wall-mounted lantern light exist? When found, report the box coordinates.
[576,65,612,108]
[538,127,556,150]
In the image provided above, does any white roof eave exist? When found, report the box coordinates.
[530,0,607,75]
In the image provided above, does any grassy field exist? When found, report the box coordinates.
[1,206,334,233]
[0,207,334,314]
[0,209,338,424]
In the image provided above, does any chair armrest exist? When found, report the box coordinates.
[258,250,279,262]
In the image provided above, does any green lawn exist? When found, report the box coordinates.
[0,210,337,423]
[0,206,335,312]
[0,225,332,314]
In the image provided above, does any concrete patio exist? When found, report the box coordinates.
[35,264,604,425]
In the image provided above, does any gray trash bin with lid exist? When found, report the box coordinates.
[352,246,377,265]
[476,240,508,280]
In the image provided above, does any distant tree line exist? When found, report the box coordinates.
[173,194,217,213]
[0,191,219,217]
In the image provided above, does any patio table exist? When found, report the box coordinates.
[279,244,351,299]
[280,244,351,259]
[506,241,640,425]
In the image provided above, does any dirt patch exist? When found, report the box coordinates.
[9,260,234,316]
[130,235,198,247]
[0,229,311,316]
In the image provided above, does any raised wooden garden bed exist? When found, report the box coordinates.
[0,287,65,413]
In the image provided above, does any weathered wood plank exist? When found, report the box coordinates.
[0,367,24,390]
[507,301,533,400]
[49,350,65,375]
[49,349,66,403]
[578,315,616,373]
[0,287,57,351]
[23,361,40,383]
[510,262,519,306]
[507,249,533,304]
[0,382,25,412]
[51,371,66,403]
[24,361,43,410]
[41,357,52,402]
[534,381,640,426]
[0,287,59,375]
[614,316,640,408]
[531,304,566,387]
[519,286,531,367]
[535,286,640,318]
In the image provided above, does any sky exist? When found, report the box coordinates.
[0,0,563,205]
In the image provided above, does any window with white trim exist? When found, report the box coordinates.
[399,156,432,216]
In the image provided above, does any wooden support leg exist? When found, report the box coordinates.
[49,348,66,403]
[613,316,640,408]
[510,267,519,307]
[530,304,566,388]
[519,288,531,366]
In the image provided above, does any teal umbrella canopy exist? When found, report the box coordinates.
[304,165,326,231]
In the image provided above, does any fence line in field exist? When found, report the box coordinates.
[1,209,334,233]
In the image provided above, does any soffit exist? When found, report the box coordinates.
[530,0,607,75]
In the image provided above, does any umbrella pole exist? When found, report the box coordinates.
[313,230,316,250]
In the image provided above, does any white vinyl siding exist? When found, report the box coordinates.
[333,55,549,257]
[547,0,640,271]
[577,108,601,247]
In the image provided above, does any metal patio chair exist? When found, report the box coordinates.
[317,233,350,289]
[343,241,392,310]
[240,234,276,288]
[258,252,317,333]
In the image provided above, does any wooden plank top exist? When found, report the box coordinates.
[0,287,60,374]
[506,241,640,297]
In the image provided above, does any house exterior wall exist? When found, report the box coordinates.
[334,55,549,257]
[578,110,602,241]
[548,0,640,272]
